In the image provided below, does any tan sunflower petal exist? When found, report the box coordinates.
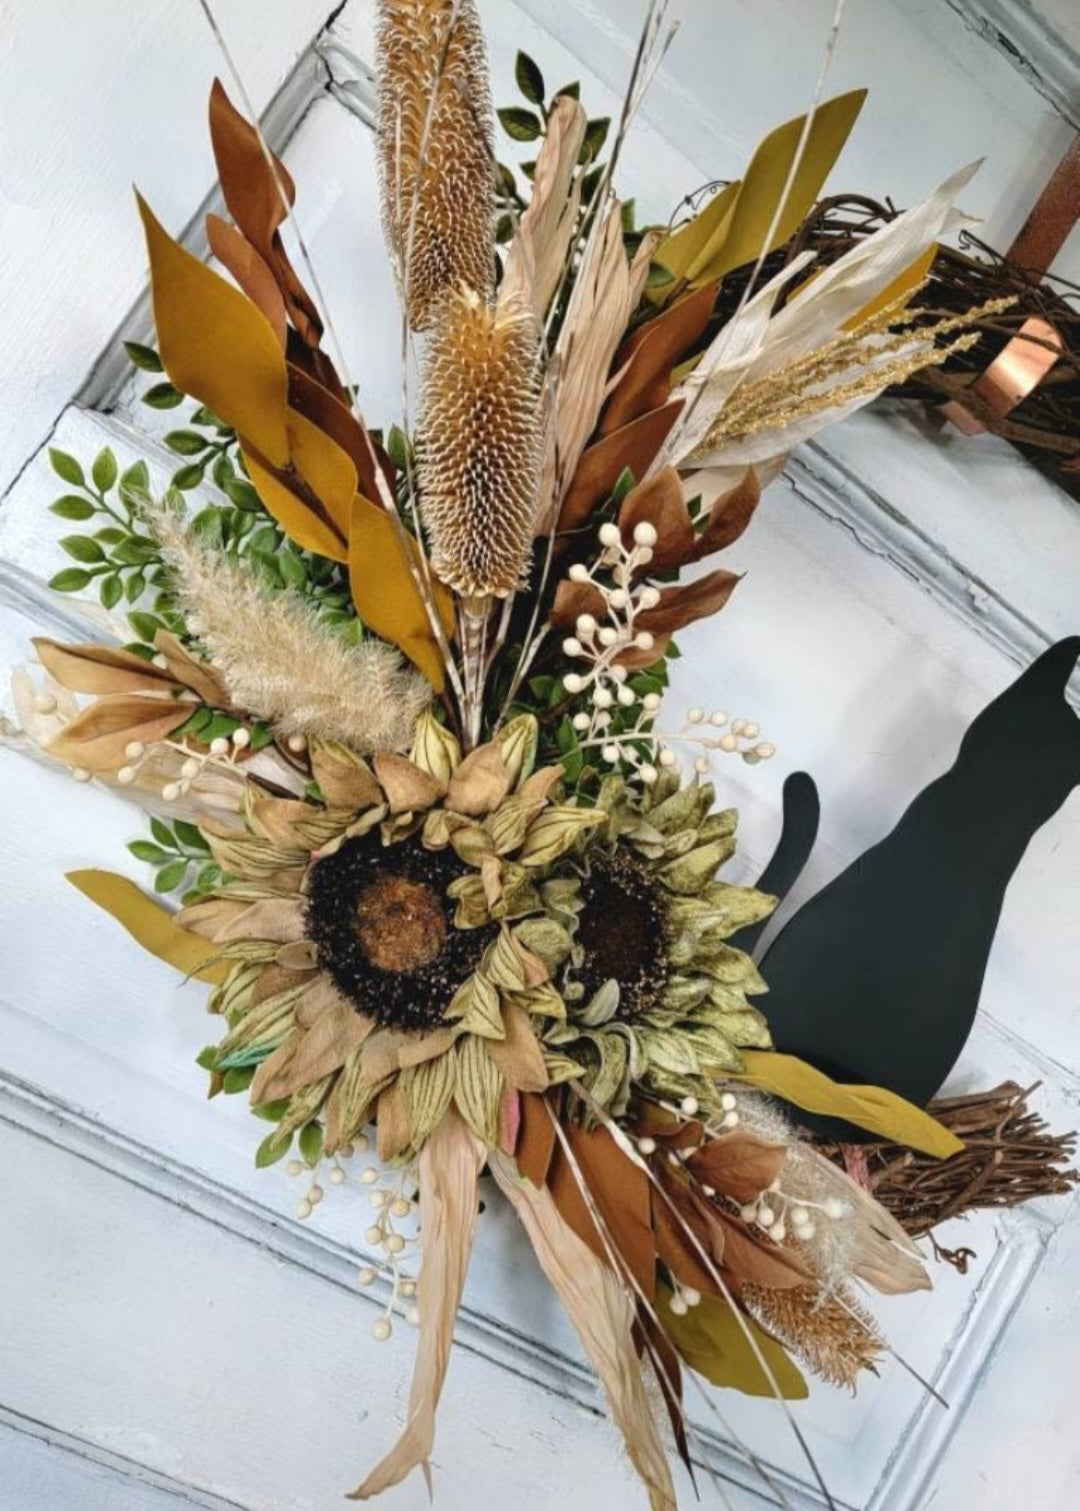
[325,1047,388,1154]
[376,1081,413,1162]
[448,972,505,1038]
[253,961,316,1007]
[452,1033,503,1146]
[256,1002,372,1102]
[311,741,383,809]
[401,1054,457,1148]
[177,896,252,941]
[374,752,444,813]
[215,897,306,944]
[445,740,512,817]
[294,973,355,1029]
[249,1028,303,1105]
[275,939,319,971]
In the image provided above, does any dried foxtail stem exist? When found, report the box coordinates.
[742,1284,885,1391]
[376,0,495,330]
[142,500,431,753]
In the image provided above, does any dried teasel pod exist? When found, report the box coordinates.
[376,0,496,330]
[418,288,543,600]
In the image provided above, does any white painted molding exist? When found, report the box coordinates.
[941,0,1080,125]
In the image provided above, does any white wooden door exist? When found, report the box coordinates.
[2,3,1078,1509]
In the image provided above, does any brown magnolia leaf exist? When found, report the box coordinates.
[689,468,762,561]
[446,741,512,817]
[652,1181,720,1296]
[33,638,181,698]
[47,694,193,772]
[485,1003,548,1093]
[602,280,718,435]
[515,1091,558,1186]
[635,568,741,636]
[373,752,444,813]
[206,213,287,348]
[566,1120,656,1301]
[549,578,606,631]
[617,467,695,573]
[556,400,684,537]
[687,1131,788,1207]
[138,193,289,467]
[208,78,322,345]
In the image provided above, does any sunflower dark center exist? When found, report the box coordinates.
[574,848,669,1021]
[305,833,492,1032]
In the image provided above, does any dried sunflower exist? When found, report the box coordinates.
[179,712,606,1162]
[541,768,777,1115]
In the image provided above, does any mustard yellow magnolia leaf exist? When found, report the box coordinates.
[660,1286,808,1400]
[137,194,289,467]
[731,1051,965,1158]
[348,495,454,692]
[846,242,938,328]
[242,444,348,561]
[66,869,228,984]
[652,180,740,288]
[655,90,867,291]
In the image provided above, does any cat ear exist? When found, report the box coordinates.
[730,772,819,956]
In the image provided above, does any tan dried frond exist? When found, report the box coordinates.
[741,1283,885,1392]
[418,287,543,598]
[143,504,431,753]
[376,0,495,330]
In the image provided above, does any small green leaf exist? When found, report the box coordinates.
[128,611,165,642]
[142,381,184,410]
[645,259,675,289]
[612,466,637,504]
[498,105,543,142]
[248,725,274,752]
[174,819,209,852]
[580,116,610,163]
[128,841,171,865]
[112,536,159,566]
[251,1098,290,1123]
[49,448,85,487]
[154,859,190,894]
[49,568,92,593]
[150,817,175,848]
[92,447,118,493]
[49,494,95,521]
[175,707,214,739]
[164,429,210,457]
[255,1128,292,1168]
[119,460,150,505]
[60,535,105,564]
[124,570,146,603]
[222,476,261,511]
[515,50,545,106]
[172,461,207,491]
[554,81,580,101]
[385,425,410,471]
[124,340,163,372]
[495,213,515,245]
[196,1046,218,1071]
[100,574,123,610]
[299,1121,324,1168]
[223,1065,255,1094]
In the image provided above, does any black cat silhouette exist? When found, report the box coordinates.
[743,637,1080,1117]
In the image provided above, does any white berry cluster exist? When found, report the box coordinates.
[559,523,774,785]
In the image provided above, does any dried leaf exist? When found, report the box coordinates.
[502,94,587,319]
[603,280,718,434]
[206,213,287,348]
[490,1152,677,1511]
[555,400,683,537]
[686,1130,787,1205]
[486,1002,549,1092]
[351,1113,486,1499]
[349,494,453,692]
[633,568,741,638]
[138,193,288,466]
[659,1287,807,1400]
[689,468,761,560]
[47,694,193,772]
[617,467,694,573]
[731,1051,964,1157]
[66,869,227,983]
[33,638,181,697]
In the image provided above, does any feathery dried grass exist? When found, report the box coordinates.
[742,1284,884,1391]
[418,288,543,598]
[144,505,430,753]
[376,0,495,331]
